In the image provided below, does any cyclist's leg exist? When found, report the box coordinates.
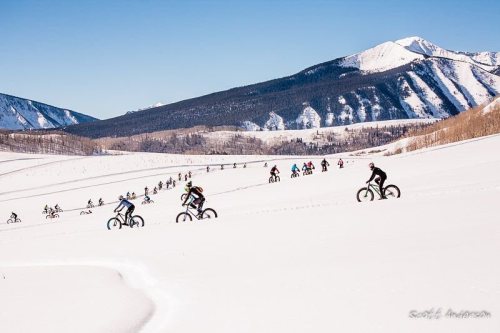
[125,206,134,224]
[198,197,205,212]
[379,176,387,198]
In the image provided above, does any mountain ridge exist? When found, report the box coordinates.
[60,37,499,138]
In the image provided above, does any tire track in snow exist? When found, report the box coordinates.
[0,156,90,178]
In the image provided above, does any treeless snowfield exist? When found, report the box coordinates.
[1,134,499,332]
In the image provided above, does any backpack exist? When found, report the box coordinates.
[194,186,204,193]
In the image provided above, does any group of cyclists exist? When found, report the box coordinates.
[270,158,388,200]
[7,159,389,225]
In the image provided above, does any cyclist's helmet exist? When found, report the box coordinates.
[119,195,124,200]
[369,162,375,169]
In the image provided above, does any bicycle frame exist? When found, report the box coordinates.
[114,212,129,224]
[366,182,382,196]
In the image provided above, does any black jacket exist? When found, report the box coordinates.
[368,167,386,182]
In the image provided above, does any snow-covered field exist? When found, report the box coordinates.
[1,134,500,332]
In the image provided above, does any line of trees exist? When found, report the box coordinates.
[403,101,500,152]
[0,130,99,155]
[100,123,430,155]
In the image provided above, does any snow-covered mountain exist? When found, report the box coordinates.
[65,36,500,138]
[0,93,97,130]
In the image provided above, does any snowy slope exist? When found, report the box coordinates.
[396,36,499,71]
[341,41,424,72]
[1,134,499,332]
[0,93,97,130]
[295,105,321,129]
[264,112,285,130]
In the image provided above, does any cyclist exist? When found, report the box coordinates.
[11,212,18,221]
[87,199,93,207]
[153,187,158,194]
[233,163,237,168]
[172,180,176,188]
[221,164,224,170]
[126,192,131,200]
[98,198,104,206]
[158,181,163,190]
[366,162,387,199]
[178,173,182,181]
[321,159,330,172]
[145,187,149,196]
[302,162,308,173]
[243,163,247,168]
[182,181,205,215]
[131,192,136,199]
[188,171,192,178]
[48,207,57,218]
[184,174,188,181]
[270,165,280,181]
[144,194,152,203]
[264,162,268,167]
[43,204,49,214]
[55,204,61,212]
[291,163,300,176]
[307,161,315,171]
[206,166,210,173]
[338,158,344,169]
[114,195,135,225]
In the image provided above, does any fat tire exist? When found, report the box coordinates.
[176,212,192,223]
[356,187,374,202]
[201,208,218,220]
[130,215,145,228]
[383,185,401,199]
[107,218,122,230]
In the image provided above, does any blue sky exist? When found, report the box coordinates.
[1,0,499,119]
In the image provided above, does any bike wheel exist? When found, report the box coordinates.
[130,215,145,228]
[107,218,122,230]
[7,219,13,224]
[16,218,21,223]
[356,188,374,202]
[176,212,192,223]
[269,176,274,183]
[384,185,401,199]
[201,208,218,220]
